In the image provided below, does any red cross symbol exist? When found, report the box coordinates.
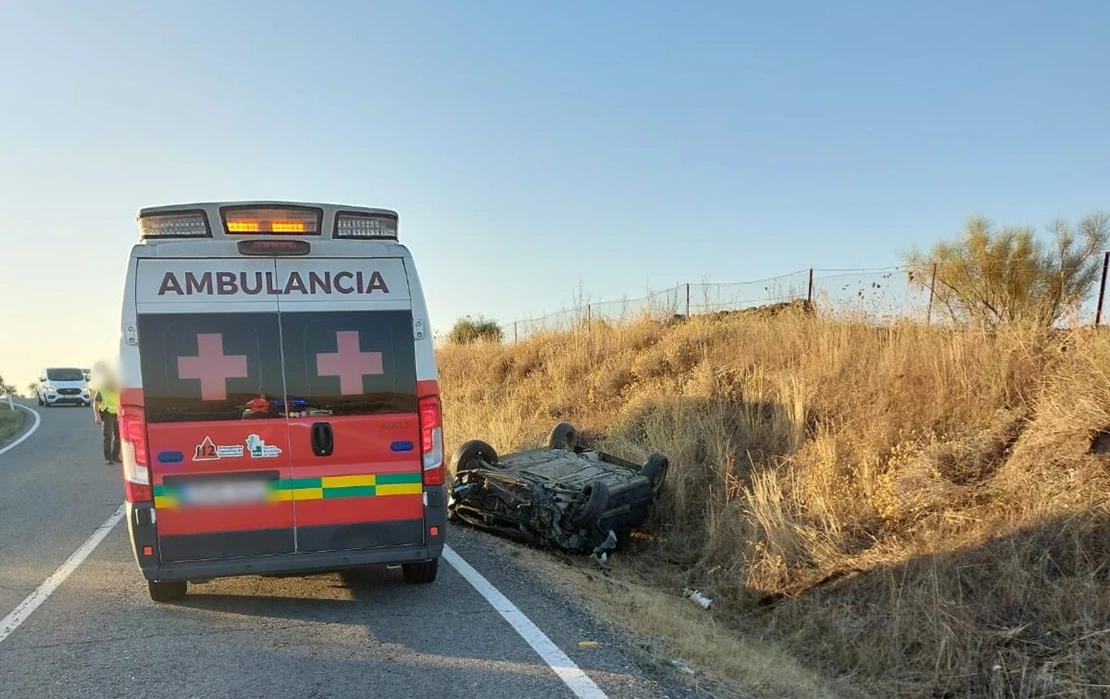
[316,331,383,396]
[177,333,249,401]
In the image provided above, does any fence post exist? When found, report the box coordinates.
[1096,252,1110,326]
[927,263,938,325]
[685,284,690,316]
[586,304,591,323]
[513,321,518,343]
[806,269,814,305]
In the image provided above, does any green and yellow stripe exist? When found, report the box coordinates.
[153,472,423,509]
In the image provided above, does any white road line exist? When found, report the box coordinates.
[443,545,609,699]
[0,504,125,645]
[0,404,42,457]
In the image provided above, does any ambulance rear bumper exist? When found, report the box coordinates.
[125,500,446,583]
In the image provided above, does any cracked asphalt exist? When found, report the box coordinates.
[0,402,697,699]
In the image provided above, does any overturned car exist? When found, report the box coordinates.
[447,423,669,553]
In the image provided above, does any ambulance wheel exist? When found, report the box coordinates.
[148,580,187,602]
[402,558,439,584]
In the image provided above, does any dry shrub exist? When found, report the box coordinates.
[438,314,1110,698]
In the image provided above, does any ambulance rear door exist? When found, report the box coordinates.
[135,259,296,563]
[274,257,425,553]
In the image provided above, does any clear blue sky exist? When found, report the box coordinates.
[1,0,1107,387]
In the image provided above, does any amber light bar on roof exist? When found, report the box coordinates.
[220,206,322,235]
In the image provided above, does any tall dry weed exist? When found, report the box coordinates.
[438,314,1110,698]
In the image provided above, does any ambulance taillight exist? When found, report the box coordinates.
[119,408,152,502]
[419,396,444,486]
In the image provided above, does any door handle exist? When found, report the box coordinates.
[311,422,334,457]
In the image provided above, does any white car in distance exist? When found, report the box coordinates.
[36,367,91,407]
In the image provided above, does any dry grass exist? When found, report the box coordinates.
[0,406,25,443]
[438,311,1110,699]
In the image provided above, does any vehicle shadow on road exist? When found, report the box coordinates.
[175,565,521,664]
[173,559,658,695]
[147,566,575,696]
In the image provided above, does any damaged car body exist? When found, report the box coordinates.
[447,423,669,553]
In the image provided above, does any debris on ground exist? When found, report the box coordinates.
[683,588,712,610]
[589,530,618,568]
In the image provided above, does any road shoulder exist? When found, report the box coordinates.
[446,524,727,699]
[447,524,853,699]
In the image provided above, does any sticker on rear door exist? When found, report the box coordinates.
[246,434,283,459]
[193,436,245,461]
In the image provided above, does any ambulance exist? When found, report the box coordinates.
[116,202,445,602]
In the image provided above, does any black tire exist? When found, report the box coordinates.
[148,580,187,603]
[36,394,43,406]
[641,453,670,496]
[547,422,577,450]
[568,479,610,529]
[402,558,439,584]
[449,439,499,473]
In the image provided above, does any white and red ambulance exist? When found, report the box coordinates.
[116,202,445,602]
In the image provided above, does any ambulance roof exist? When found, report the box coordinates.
[137,201,395,217]
[136,201,400,243]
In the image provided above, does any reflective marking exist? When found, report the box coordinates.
[0,504,125,645]
[157,451,184,464]
[443,546,608,699]
[320,474,376,488]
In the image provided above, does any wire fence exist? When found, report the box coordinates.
[488,266,928,342]
[455,259,1110,345]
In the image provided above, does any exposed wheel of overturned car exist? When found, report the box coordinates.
[641,453,670,496]
[567,479,610,529]
[547,422,577,450]
[450,439,499,473]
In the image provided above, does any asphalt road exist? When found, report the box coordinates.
[0,401,692,699]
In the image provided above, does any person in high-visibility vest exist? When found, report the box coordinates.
[91,362,121,464]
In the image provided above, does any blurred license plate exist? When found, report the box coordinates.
[181,480,269,505]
